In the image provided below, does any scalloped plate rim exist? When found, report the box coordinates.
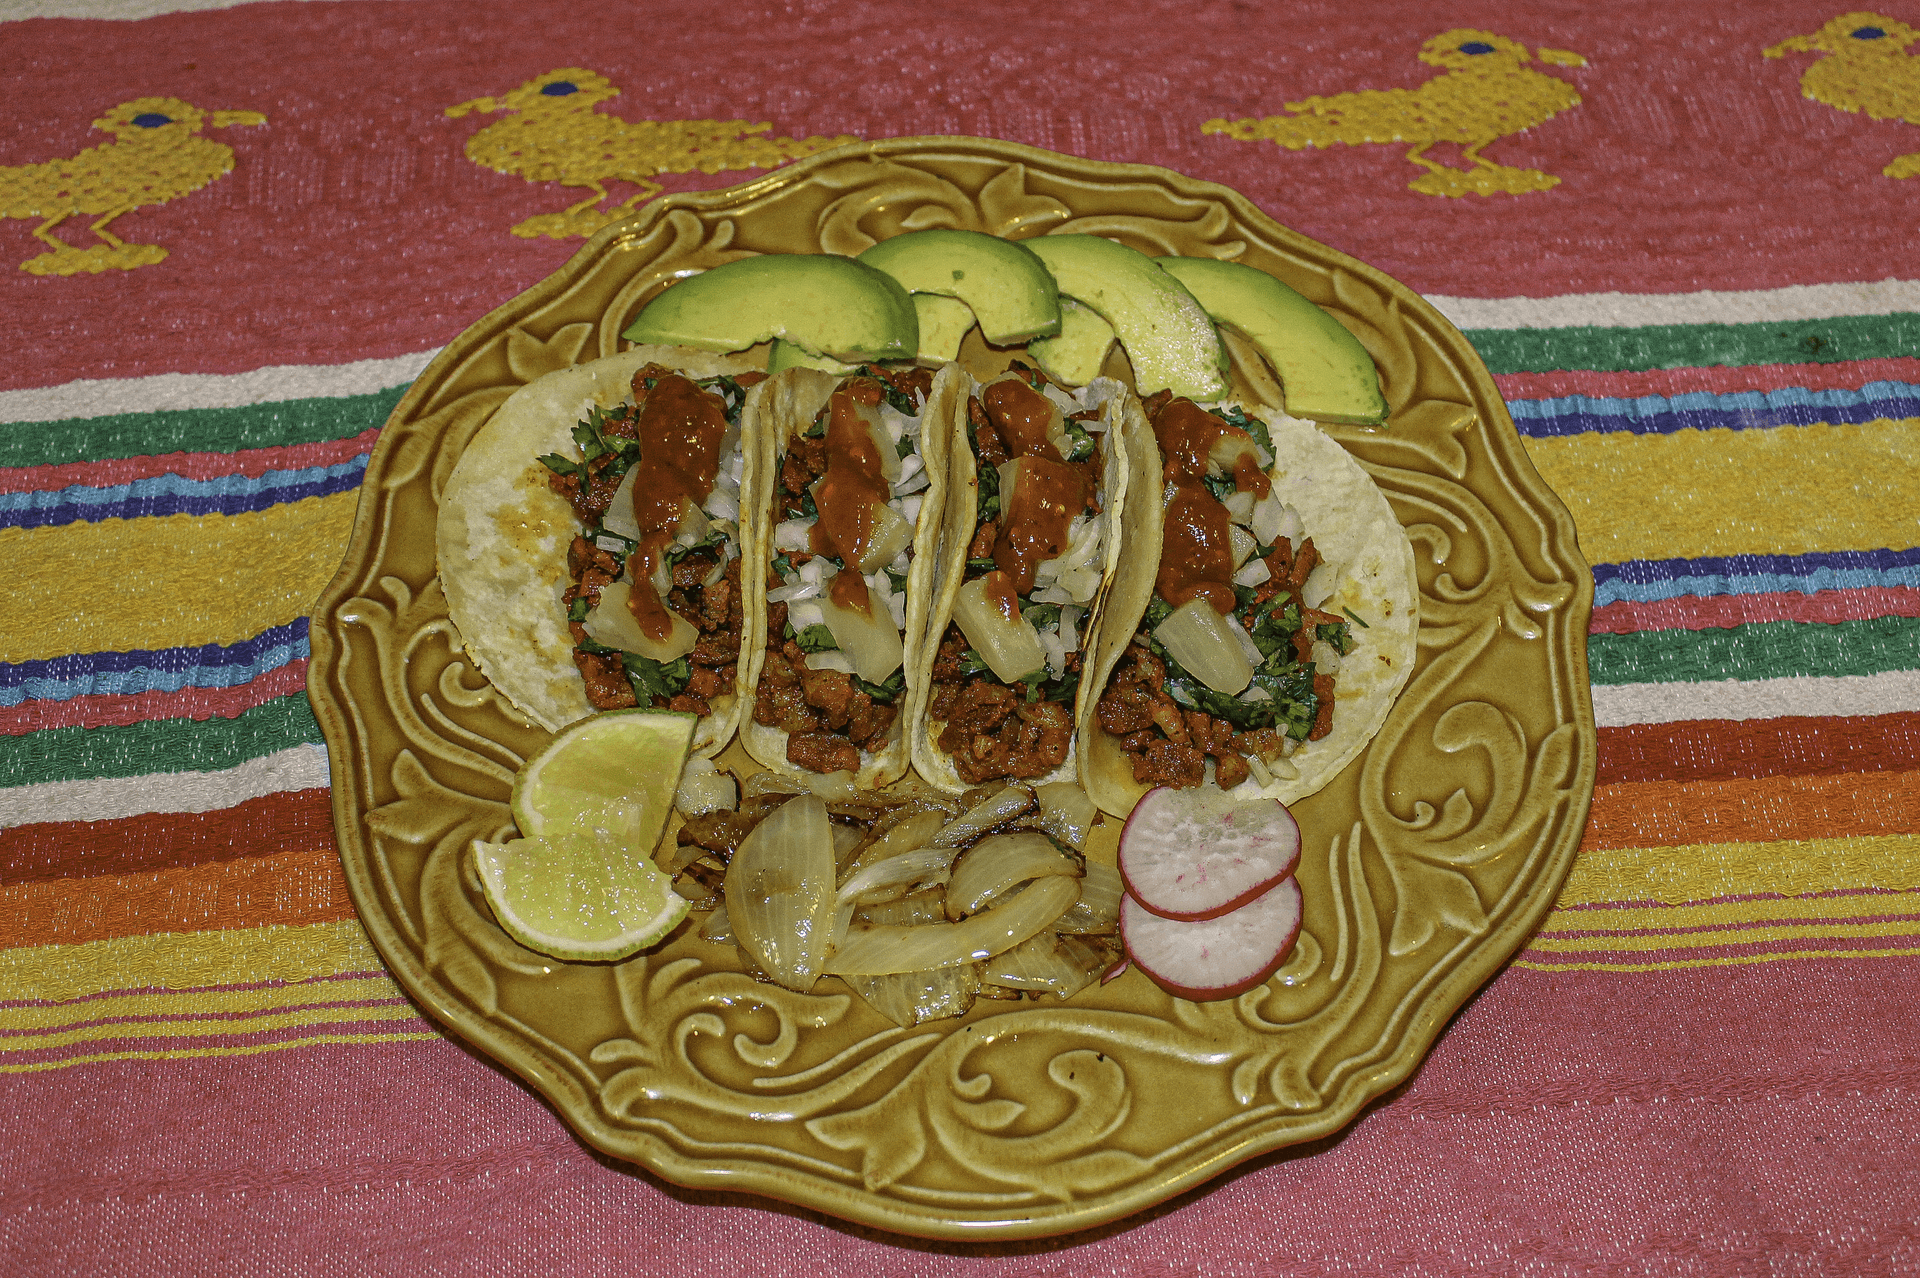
[307,135,1597,1242]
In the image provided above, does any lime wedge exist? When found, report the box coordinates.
[474,709,697,962]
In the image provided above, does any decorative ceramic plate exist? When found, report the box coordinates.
[308,137,1595,1240]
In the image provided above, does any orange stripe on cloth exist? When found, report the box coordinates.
[0,846,354,950]
[1583,768,1920,853]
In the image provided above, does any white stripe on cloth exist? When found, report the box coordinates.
[0,350,439,424]
[1427,277,1920,332]
[0,743,328,829]
[3,0,379,22]
[1592,669,1920,729]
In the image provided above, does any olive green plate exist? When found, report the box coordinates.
[307,136,1595,1241]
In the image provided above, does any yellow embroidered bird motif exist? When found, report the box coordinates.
[447,68,859,238]
[1204,30,1587,197]
[0,97,265,276]
[1765,12,1920,177]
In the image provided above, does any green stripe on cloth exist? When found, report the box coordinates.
[1464,312,1920,375]
[1588,616,1920,687]
[0,387,406,469]
[0,695,323,788]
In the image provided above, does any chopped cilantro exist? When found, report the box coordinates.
[537,452,580,479]
[1020,601,1062,632]
[1342,606,1370,629]
[966,556,997,573]
[623,652,690,704]
[880,382,921,417]
[1316,621,1357,655]
[663,527,729,572]
[1061,418,1096,463]
[1166,664,1317,738]
[570,407,638,477]
[885,566,909,594]
[972,433,1001,525]
[1248,600,1300,662]
[1216,404,1274,463]
[790,623,839,653]
[896,433,917,460]
[853,669,906,704]
[952,646,993,677]
[572,634,692,704]
[1024,666,1079,705]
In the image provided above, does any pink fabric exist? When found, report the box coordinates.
[3,1,1916,390]
[9,958,1915,1274]
[6,0,1918,1271]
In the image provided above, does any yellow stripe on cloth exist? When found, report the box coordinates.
[0,919,386,1004]
[1523,837,1920,973]
[1520,419,1920,565]
[2,973,408,1041]
[1,1030,444,1075]
[1557,833,1920,907]
[0,922,440,1073]
[1532,919,1919,954]
[1542,888,1920,937]
[1513,945,1920,974]
[0,490,358,662]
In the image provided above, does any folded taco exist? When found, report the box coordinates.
[740,363,958,787]
[436,345,764,754]
[1078,392,1418,817]
[913,365,1134,792]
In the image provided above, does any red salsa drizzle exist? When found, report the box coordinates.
[1149,397,1268,615]
[807,378,891,617]
[980,375,1088,596]
[625,372,731,643]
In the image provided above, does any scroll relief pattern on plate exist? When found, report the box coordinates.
[325,152,1587,1210]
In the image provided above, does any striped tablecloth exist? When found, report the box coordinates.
[5,2,1916,1272]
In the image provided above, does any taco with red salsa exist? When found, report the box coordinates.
[740,363,959,787]
[912,364,1137,793]
[436,345,766,755]
[1077,392,1418,817]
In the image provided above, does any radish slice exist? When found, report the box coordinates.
[1118,785,1301,920]
[1119,878,1302,1002]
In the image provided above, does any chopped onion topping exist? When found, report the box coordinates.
[774,518,814,552]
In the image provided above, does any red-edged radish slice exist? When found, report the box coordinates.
[1120,878,1302,1002]
[1118,785,1300,920]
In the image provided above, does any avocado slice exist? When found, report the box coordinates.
[857,230,1060,345]
[622,254,917,362]
[910,294,975,366]
[1023,235,1228,401]
[1027,298,1116,386]
[767,294,974,374]
[1156,257,1386,426]
[766,341,861,376]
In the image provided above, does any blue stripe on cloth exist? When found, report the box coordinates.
[1508,381,1920,438]
[0,457,369,530]
[1591,548,1920,606]
[0,619,310,699]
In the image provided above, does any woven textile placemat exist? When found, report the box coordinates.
[3,1,1916,1272]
